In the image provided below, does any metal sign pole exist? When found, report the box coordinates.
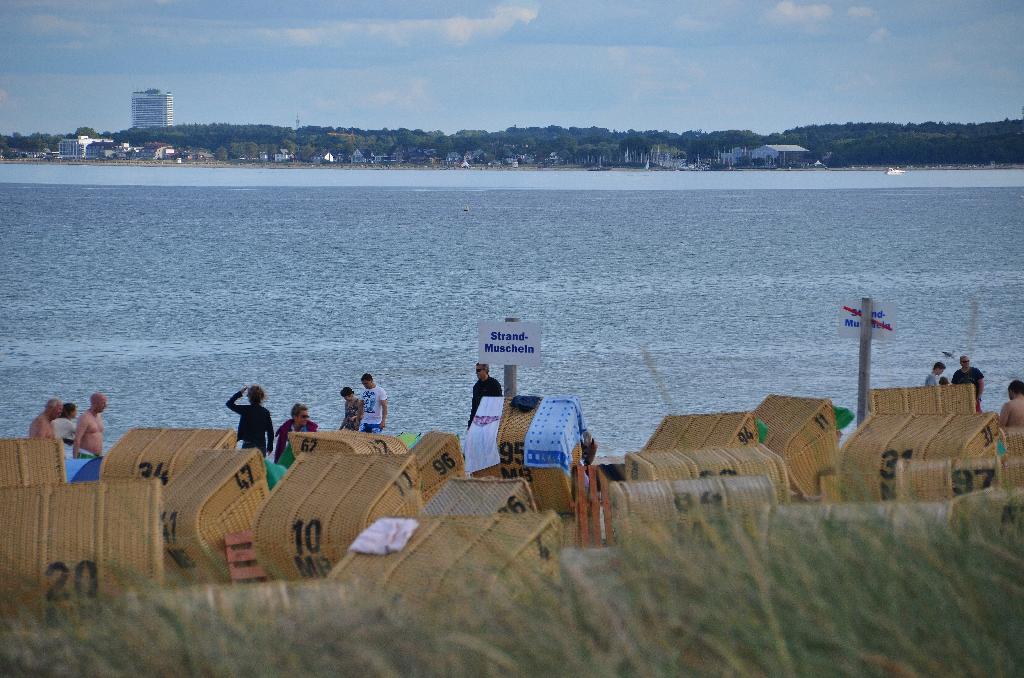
[503,316,518,397]
[856,297,873,425]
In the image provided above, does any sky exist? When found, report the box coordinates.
[1,0,1021,135]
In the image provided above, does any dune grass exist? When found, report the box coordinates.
[1,513,1022,677]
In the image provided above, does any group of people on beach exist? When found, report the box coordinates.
[24,360,1022,463]
[225,373,388,463]
[28,392,108,459]
[924,355,1024,428]
[925,355,983,395]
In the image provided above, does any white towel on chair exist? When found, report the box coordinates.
[348,518,420,555]
[462,396,504,473]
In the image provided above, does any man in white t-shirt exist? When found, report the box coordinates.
[359,373,388,433]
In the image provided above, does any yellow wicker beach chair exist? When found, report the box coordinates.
[421,478,536,516]
[0,479,163,601]
[252,452,421,580]
[642,411,759,451]
[764,501,953,536]
[869,384,976,415]
[328,513,562,602]
[753,395,837,497]
[950,488,1024,535]
[161,448,270,583]
[609,475,777,535]
[1003,428,1024,457]
[470,464,503,478]
[101,428,236,485]
[496,397,581,512]
[289,429,460,501]
[625,445,789,503]
[0,438,65,487]
[838,413,1003,501]
[287,429,409,457]
[894,457,1006,500]
[408,431,465,502]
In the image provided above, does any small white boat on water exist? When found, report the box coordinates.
[885,167,906,175]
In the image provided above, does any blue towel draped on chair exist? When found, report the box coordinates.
[524,396,588,475]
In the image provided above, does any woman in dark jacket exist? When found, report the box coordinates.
[226,385,274,456]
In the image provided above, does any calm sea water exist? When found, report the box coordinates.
[1,165,1022,453]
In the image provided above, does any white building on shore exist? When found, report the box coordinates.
[720,144,811,167]
[131,89,174,128]
[59,135,113,159]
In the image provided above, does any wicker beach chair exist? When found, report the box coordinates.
[1002,457,1024,487]
[495,397,581,512]
[625,445,789,503]
[894,456,1009,501]
[409,431,465,502]
[421,478,536,516]
[101,428,236,485]
[0,479,163,601]
[161,448,270,583]
[609,476,777,534]
[838,413,1003,501]
[290,429,461,501]
[287,429,409,457]
[763,501,952,537]
[869,384,976,415]
[328,513,562,602]
[1003,428,1024,457]
[252,452,421,580]
[0,438,65,487]
[470,464,503,478]
[642,412,759,451]
[950,488,1024,535]
[753,395,837,497]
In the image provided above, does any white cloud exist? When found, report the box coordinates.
[847,6,877,19]
[26,14,91,36]
[766,1,833,27]
[438,5,538,44]
[929,56,963,75]
[257,6,538,48]
[868,27,890,42]
[674,15,712,32]
[0,89,8,106]
[833,73,876,92]
[605,46,706,102]
[364,78,433,110]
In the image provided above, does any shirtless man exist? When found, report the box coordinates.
[28,398,62,440]
[73,392,108,458]
[999,380,1024,429]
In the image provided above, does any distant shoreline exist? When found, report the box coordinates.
[2,159,1023,172]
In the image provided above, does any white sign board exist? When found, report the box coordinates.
[838,300,895,340]
[478,321,542,367]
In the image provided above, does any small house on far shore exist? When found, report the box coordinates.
[750,144,810,167]
[720,144,812,168]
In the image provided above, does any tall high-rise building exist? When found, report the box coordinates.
[131,89,174,128]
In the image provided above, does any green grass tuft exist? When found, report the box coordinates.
[2,515,1022,676]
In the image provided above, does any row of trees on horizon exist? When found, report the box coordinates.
[3,119,1023,167]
